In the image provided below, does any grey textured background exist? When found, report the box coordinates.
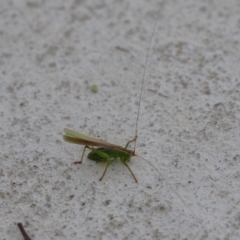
[1,0,240,239]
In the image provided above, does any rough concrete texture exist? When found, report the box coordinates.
[1,0,240,239]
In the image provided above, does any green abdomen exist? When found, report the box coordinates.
[88,148,131,163]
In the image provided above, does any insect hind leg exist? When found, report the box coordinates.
[124,135,137,149]
[74,145,93,164]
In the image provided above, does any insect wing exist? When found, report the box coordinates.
[63,135,113,148]
[64,128,120,149]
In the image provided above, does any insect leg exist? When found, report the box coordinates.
[120,159,138,183]
[124,135,137,149]
[99,163,111,181]
[74,145,93,164]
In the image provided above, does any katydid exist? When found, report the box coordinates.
[63,10,161,182]
[63,128,138,182]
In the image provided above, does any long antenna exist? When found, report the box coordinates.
[134,9,162,153]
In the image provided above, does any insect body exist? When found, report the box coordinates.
[63,128,138,182]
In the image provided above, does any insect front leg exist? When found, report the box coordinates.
[124,135,137,149]
[120,158,138,183]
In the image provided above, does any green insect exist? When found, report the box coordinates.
[63,128,138,182]
[63,10,161,182]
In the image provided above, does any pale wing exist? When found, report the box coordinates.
[63,135,109,147]
[64,128,116,146]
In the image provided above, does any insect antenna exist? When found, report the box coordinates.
[131,5,207,234]
[136,154,203,227]
[133,9,161,154]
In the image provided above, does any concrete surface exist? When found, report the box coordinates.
[1,0,240,239]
